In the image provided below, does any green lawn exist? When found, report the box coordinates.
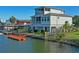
[64,31,79,40]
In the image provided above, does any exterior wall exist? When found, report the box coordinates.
[44,11,50,14]
[32,15,72,34]
[50,16,72,28]
[32,7,72,34]
[50,9,64,14]
[50,16,57,27]
[35,8,64,15]
[32,15,50,32]
[44,9,64,15]
[57,16,72,26]
[50,16,72,34]
[35,9,44,15]
[4,26,15,31]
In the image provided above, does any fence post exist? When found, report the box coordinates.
[44,32,48,40]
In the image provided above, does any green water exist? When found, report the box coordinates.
[0,35,79,53]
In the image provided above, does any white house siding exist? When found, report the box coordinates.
[50,16,57,27]
[50,16,72,34]
[44,9,64,15]
[50,9,64,14]
[50,16,72,28]
[44,11,50,14]
[32,7,72,34]
[32,15,72,34]
[57,16,72,26]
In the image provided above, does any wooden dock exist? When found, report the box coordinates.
[7,34,26,41]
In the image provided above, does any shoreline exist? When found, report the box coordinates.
[28,35,79,47]
[3,32,79,47]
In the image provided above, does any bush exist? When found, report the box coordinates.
[41,30,45,34]
[56,33,65,41]
[34,29,38,33]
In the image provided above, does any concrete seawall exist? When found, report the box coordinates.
[28,35,79,47]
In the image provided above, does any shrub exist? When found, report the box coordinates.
[56,33,65,41]
[41,30,45,34]
[34,29,38,33]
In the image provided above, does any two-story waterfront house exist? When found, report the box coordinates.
[31,7,72,34]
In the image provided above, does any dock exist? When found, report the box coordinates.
[7,34,26,41]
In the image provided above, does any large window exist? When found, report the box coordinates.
[57,16,60,19]
[47,17,50,21]
[36,17,41,23]
[45,17,47,22]
[39,8,44,11]
[32,17,35,23]
[41,17,43,21]
[45,8,50,11]
[42,17,50,22]
[43,17,46,22]
[35,8,44,15]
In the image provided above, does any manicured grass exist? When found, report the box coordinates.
[33,32,44,37]
[64,31,79,40]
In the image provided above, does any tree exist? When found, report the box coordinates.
[9,16,16,24]
[62,21,70,32]
[73,15,79,27]
[0,20,4,26]
[54,21,70,42]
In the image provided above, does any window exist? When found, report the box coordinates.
[38,17,41,22]
[57,16,60,19]
[42,17,49,22]
[32,17,35,23]
[43,17,46,21]
[36,17,41,23]
[42,17,43,21]
[42,17,44,21]
[46,17,50,21]
[65,21,68,24]
[45,17,46,21]
[45,8,50,11]
[40,8,44,11]
[47,17,50,21]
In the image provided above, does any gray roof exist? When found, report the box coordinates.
[35,6,64,11]
[46,13,72,17]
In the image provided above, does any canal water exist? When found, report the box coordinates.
[0,35,79,53]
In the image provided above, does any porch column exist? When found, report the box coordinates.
[49,27,52,35]
[41,16,42,24]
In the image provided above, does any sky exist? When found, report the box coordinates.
[0,6,79,22]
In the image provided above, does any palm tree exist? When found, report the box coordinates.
[62,21,70,32]
[55,21,70,42]
[9,16,16,24]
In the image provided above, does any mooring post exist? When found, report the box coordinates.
[44,32,48,40]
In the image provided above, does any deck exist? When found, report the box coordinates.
[7,34,26,41]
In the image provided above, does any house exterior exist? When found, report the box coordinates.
[4,20,15,31]
[16,20,32,30]
[16,20,32,26]
[31,7,72,34]
[4,20,32,31]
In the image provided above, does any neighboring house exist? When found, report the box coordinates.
[0,21,4,30]
[15,20,32,32]
[16,20,32,30]
[4,20,15,31]
[16,20,31,26]
[4,20,32,31]
[31,7,72,34]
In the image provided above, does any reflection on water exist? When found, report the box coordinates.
[0,35,79,53]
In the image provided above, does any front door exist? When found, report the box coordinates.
[51,27,56,34]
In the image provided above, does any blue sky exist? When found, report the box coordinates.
[0,6,79,21]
